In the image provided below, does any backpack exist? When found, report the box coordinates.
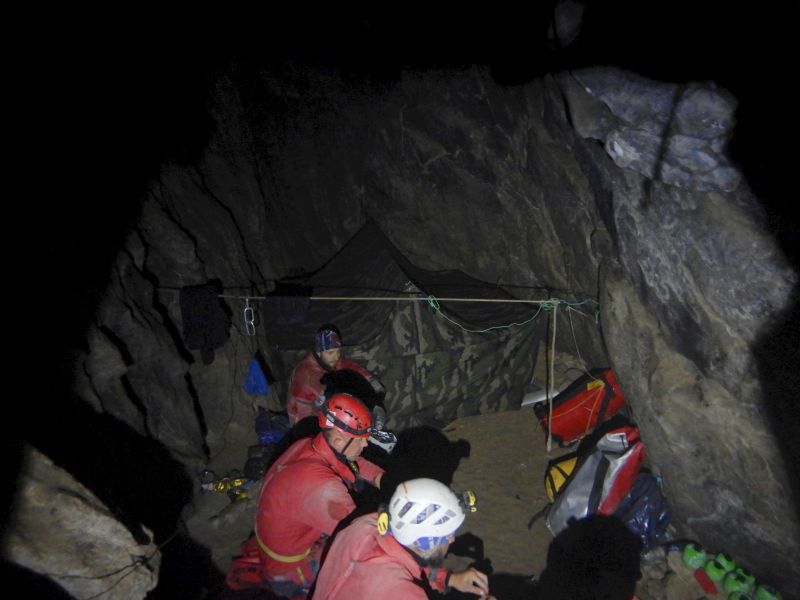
[545,416,646,537]
[534,368,626,447]
[544,452,579,503]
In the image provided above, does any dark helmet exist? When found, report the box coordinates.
[318,393,372,438]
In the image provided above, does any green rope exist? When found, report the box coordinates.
[425,295,598,334]
[559,298,601,325]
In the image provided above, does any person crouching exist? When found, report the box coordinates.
[225,393,383,599]
[313,478,494,599]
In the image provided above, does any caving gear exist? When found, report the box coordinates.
[534,368,626,447]
[318,393,372,438]
[705,558,728,583]
[754,584,782,600]
[681,542,707,569]
[254,407,287,445]
[545,418,645,536]
[614,472,671,551]
[200,470,254,501]
[244,443,278,480]
[387,478,466,554]
[544,452,578,502]
[367,405,397,453]
[368,428,398,453]
[723,570,754,595]
[459,490,477,513]
[313,513,451,599]
[715,553,736,573]
[244,354,271,395]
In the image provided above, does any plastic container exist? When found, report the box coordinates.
[754,584,782,600]
[705,559,730,583]
[715,552,737,573]
[682,543,708,569]
[734,567,756,589]
[724,570,753,594]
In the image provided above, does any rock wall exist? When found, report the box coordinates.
[3,446,159,599]
[568,70,799,587]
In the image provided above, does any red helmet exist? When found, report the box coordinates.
[318,393,372,438]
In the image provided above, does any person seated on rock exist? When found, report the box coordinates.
[225,393,384,599]
[286,323,385,426]
[313,477,494,599]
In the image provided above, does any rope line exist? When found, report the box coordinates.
[213,292,599,336]
[219,294,563,303]
[567,306,602,383]
[421,296,598,334]
[547,302,558,453]
[424,296,551,333]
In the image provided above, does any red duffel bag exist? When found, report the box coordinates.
[534,368,626,447]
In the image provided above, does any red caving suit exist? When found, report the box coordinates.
[313,513,450,600]
[286,352,373,425]
[226,432,383,598]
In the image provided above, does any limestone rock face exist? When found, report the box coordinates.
[568,68,798,589]
[571,67,741,192]
[4,446,160,599]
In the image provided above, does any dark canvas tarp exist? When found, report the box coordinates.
[261,221,546,429]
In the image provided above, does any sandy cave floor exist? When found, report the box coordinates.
[184,405,707,600]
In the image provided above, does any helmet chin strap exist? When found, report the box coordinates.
[341,437,354,455]
[324,432,359,476]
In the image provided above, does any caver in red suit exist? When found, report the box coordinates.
[313,478,492,600]
[311,513,450,599]
[225,394,382,599]
[286,326,381,425]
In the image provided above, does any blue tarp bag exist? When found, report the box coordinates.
[254,407,288,445]
[614,472,672,551]
[244,357,271,395]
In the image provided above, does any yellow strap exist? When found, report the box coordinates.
[376,511,389,535]
[255,533,311,563]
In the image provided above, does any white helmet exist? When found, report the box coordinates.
[388,478,465,548]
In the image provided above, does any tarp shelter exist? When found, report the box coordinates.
[261,221,546,430]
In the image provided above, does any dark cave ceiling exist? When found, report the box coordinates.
[20,3,798,303]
